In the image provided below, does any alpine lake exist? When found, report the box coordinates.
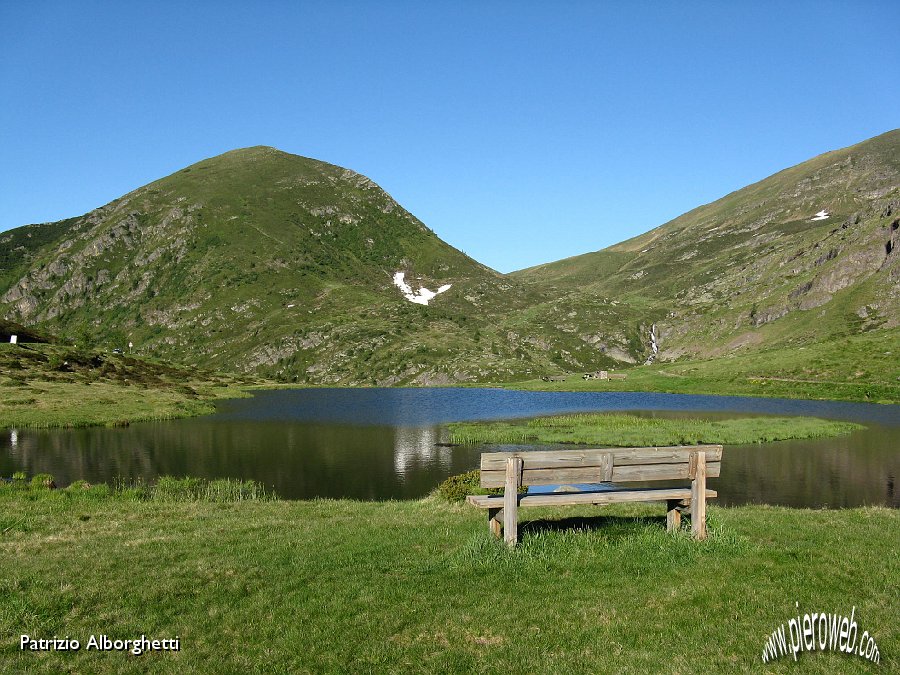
[2,388,898,507]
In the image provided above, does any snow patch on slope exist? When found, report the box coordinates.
[393,272,452,305]
[811,209,830,221]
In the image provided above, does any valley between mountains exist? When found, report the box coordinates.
[1,131,898,400]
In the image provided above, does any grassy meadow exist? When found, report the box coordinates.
[0,343,254,429]
[1,323,894,672]
[0,481,896,673]
[504,331,900,404]
[3,327,897,434]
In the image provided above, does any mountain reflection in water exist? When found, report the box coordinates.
[2,388,897,506]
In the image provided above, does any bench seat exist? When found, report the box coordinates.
[466,487,717,509]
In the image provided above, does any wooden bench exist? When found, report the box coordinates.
[466,445,722,546]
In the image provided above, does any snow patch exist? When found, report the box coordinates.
[811,210,830,221]
[392,272,452,306]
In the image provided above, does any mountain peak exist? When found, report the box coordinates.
[0,140,516,384]
[2,130,898,385]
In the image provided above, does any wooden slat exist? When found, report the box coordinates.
[480,445,722,473]
[480,461,720,487]
[615,461,720,481]
[466,487,717,509]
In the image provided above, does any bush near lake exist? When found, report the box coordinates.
[437,470,484,503]
[437,471,528,503]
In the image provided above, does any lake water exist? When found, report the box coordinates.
[2,388,898,507]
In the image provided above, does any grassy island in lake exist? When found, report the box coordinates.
[448,413,862,447]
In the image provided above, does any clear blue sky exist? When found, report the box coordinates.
[2,1,898,273]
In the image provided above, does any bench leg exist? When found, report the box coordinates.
[488,507,502,538]
[666,499,682,532]
[691,451,707,540]
[504,457,523,547]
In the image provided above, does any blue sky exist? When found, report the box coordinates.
[2,1,898,272]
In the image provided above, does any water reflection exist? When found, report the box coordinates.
[1,389,897,506]
[717,426,900,508]
[393,427,452,475]
[0,421,480,501]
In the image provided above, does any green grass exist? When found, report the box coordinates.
[0,379,230,429]
[0,343,256,429]
[1,473,275,504]
[0,481,896,673]
[504,368,898,405]
[448,413,862,447]
[502,330,900,404]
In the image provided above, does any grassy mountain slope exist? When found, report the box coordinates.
[511,130,900,376]
[0,148,621,384]
[0,341,254,428]
[2,133,898,390]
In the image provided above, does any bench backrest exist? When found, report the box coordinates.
[479,445,723,488]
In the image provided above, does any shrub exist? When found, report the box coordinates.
[436,470,513,503]
[30,473,56,489]
[47,353,68,371]
[437,470,482,503]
